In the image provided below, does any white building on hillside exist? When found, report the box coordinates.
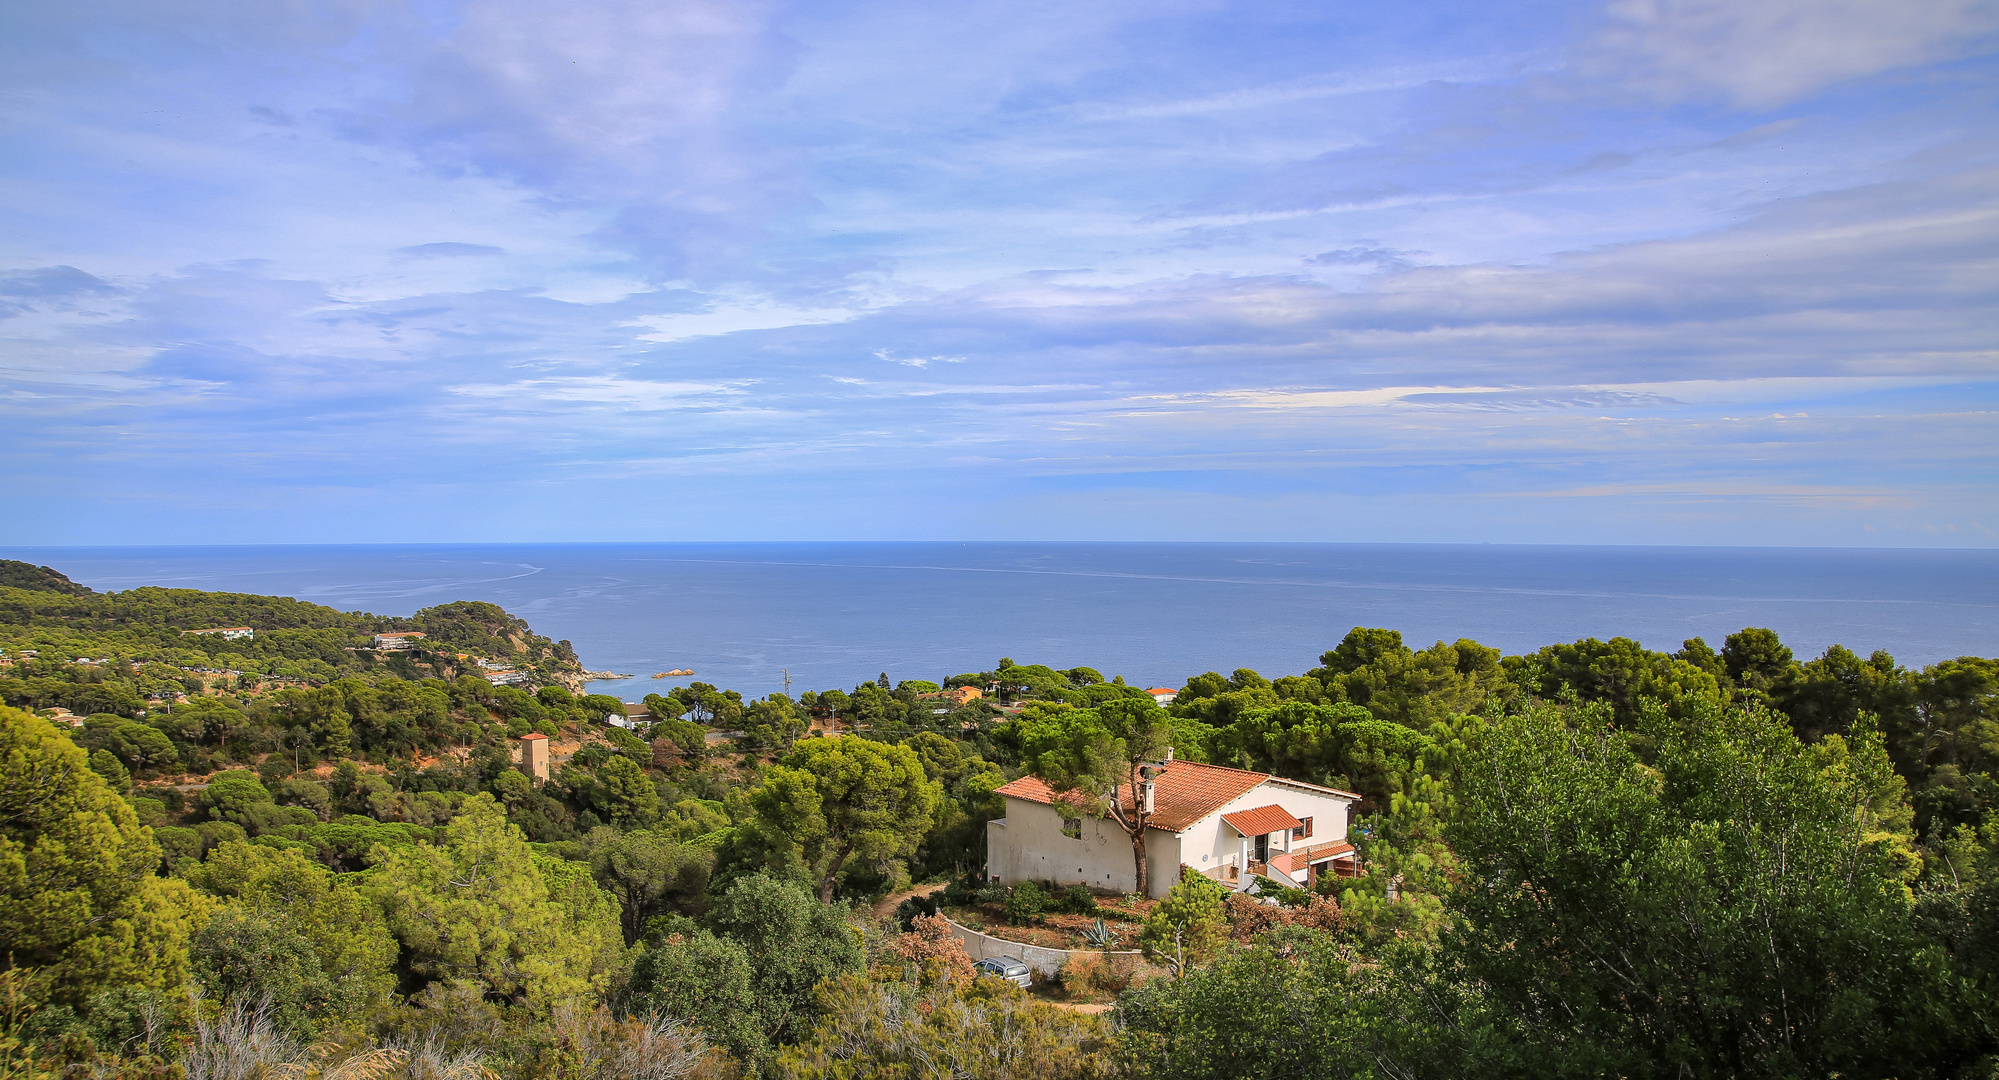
[987,756,1361,899]
[185,626,255,640]
[372,631,426,650]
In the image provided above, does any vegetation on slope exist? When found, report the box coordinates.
[2,561,1997,1079]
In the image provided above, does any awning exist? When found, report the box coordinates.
[1304,841,1357,863]
[1222,804,1305,836]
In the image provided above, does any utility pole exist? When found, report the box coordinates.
[782,667,792,699]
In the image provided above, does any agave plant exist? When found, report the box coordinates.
[1080,917,1118,950]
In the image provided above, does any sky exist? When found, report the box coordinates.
[1,0,1995,547]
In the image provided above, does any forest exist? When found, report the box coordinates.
[3,558,1998,1080]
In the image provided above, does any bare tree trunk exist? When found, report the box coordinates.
[819,840,854,904]
[1130,826,1149,898]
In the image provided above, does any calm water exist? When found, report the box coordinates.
[4,543,1995,699]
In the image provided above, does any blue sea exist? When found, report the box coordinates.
[4,543,1995,700]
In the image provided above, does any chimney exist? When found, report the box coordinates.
[1141,779,1155,815]
[1164,746,1174,762]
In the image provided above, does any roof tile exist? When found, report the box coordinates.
[994,759,1271,832]
[1221,804,1305,836]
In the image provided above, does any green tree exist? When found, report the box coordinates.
[0,706,208,1007]
[1029,698,1178,896]
[1510,636,1721,723]
[585,828,714,945]
[1204,701,1432,810]
[190,908,332,1038]
[772,973,1114,1080]
[87,748,131,794]
[1723,626,1796,698]
[1117,935,1414,1080]
[183,840,396,1019]
[1772,643,1913,743]
[751,735,941,903]
[199,769,272,822]
[367,793,622,1007]
[98,720,178,773]
[1439,701,1949,1078]
[703,872,864,1046]
[1139,868,1228,978]
[628,929,766,1063]
[591,754,660,827]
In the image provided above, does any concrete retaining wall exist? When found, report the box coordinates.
[941,915,1144,978]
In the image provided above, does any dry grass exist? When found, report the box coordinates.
[179,1002,496,1080]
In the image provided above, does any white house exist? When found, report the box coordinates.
[184,626,255,641]
[1144,687,1178,706]
[372,631,426,650]
[987,755,1361,899]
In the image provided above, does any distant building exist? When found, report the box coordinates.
[987,754,1361,899]
[185,627,255,641]
[917,685,983,707]
[1146,687,1178,706]
[372,631,426,650]
[517,732,549,781]
[484,669,527,686]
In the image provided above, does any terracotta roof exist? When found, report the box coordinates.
[1222,804,1305,837]
[1303,841,1356,861]
[994,759,1272,832]
[1266,776,1365,800]
[1146,687,1177,696]
[518,732,547,741]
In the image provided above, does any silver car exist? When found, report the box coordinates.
[973,957,1032,988]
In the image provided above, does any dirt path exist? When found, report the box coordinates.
[871,881,947,922]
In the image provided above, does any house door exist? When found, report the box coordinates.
[1254,833,1268,863]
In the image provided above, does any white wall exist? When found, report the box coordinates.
[989,796,1187,896]
[942,914,1146,978]
[1178,780,1355,879]
[992,784,1355,899]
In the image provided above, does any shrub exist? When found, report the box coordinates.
[1058,884,1099,915]
[1059,949,1140,997]
[886,914,975,986]
[1004,881,1046,926]
[894,892,940,932]
[1058,951,1103,993]
[941,870,1004,908]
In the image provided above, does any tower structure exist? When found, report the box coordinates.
[518,731,549,781]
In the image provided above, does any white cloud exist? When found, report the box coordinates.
[445,376,746,411]
[1593,0,1999,108]
[873,349,964,368]
[630,304,861,342]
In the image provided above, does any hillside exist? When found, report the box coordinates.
[1,561,1995,1080]
[0,564,585,716]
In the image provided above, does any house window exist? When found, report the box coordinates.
[1061,815,1082,840]
[1293,817,1313,840]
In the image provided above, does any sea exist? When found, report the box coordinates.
[4,543,1995,700]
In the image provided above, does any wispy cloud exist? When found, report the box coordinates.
[0,0,1992,544]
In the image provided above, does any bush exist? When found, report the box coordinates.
[886,914,975,986]
[1005,881,1046,926]
[1057,951,1102,994]
[1058,884,1099,915]
[1060,950,1142,997]
[894,892,940,932]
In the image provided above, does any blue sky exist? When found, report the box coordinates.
[2,0,1994,546]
